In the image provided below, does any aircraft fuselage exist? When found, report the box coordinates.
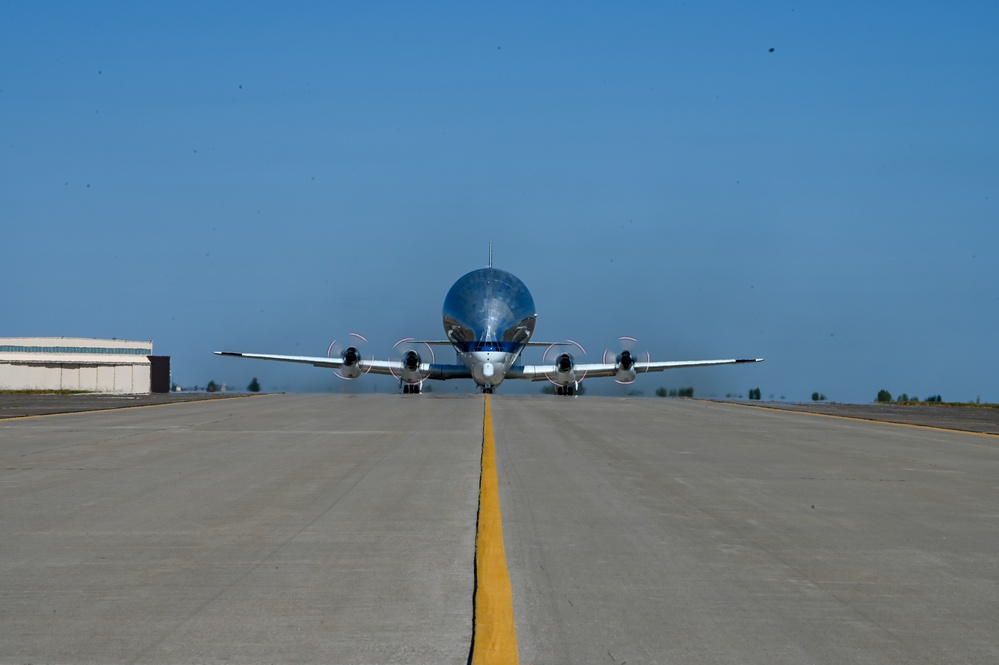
[442,267,536,391]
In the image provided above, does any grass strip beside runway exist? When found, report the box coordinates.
[470,395,520,664]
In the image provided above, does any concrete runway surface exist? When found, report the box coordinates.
[2,395,998,664]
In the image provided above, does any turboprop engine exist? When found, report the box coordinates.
[338,345,363,379]
[392,338,435,394]
[327,333,370,380]
[614,349,637,384]
[544,341,586,396]
[603,336,647,384]
[402,349,422,380]
[556,352,573,373]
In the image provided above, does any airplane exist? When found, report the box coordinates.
[215,250,762,396]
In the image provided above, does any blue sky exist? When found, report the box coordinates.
[4,2,997,402]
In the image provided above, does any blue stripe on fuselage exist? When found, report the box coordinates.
[454,341,524,354]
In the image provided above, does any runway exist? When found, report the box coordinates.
[2,395,998,664]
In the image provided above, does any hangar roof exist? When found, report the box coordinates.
[0,337,153,364]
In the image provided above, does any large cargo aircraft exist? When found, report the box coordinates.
[216,255,762,395]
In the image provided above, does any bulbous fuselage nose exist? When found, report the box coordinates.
[442,268,537,349]
[442,268,537,388]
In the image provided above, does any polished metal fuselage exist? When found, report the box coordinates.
[442,268,537,389]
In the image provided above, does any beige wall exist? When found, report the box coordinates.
[0,361,151,394]
[0,337,153,394]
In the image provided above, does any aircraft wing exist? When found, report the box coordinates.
[215,351,349,369]
[214,351,408,376]
[510,357,764,381]
[579,357,763,378]
[213,351,472,380]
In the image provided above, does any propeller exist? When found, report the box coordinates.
[543,339,587,386]
[390,337,436,386]
[603,336,650,384]
[326,332,372,380]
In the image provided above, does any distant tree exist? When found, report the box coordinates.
[679,387,694,398]
[748,387,762,400]
[926,394,943,403]
[656,387,668,398]
[540,384,556,395]
[422,383,432,393]
[247,377,261,393]
[811,392,826,401]
[206,380,219,393]
[896,393,910,403]
[876,389,892,403]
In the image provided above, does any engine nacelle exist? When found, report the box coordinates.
[339,345,362,379]
[549,352,582,395]
[615,350,637,384]
[556,352,574,373]
[391,338,436,394]
[400,349,424,384]
[543,341,586,396]
[343,346,360,366]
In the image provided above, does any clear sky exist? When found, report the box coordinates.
[4,2,997,402]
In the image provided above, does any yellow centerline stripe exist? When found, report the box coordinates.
[471,394,520,664]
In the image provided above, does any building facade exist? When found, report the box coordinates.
[0,337,154,394]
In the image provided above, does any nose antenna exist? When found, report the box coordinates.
[488,241,493,268]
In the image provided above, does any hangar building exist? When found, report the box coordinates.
[0,337,167,394]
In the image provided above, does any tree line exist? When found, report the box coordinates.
[877,390,942,403]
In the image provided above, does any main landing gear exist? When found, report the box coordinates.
[555,384,577,397]
[402,383,422,395]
